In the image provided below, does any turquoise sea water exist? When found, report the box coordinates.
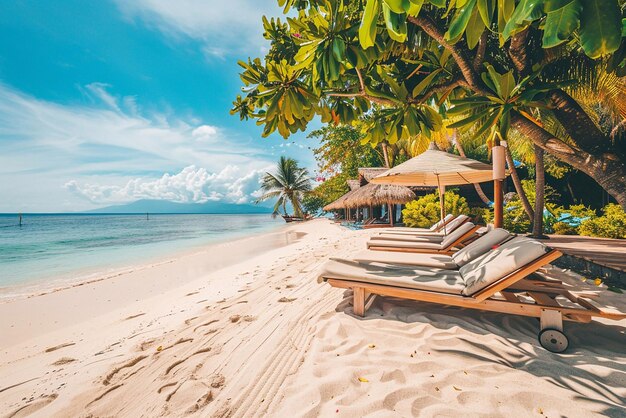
[0,214,284,293]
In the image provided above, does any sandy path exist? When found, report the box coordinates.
[1,219,625,417]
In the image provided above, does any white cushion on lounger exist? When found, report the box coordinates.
[371,233,445,243]
[379,215,469,237]
[349,250,458,269]
[367,239,443,250]
[460,237,548,296]
[440,222,475,247]
[451,228,511,267]
[367,222,475,250]
[378,214,454,234]
[318,259,465,294]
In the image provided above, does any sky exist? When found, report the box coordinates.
[0,0,321,212]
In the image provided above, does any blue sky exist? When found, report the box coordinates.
[0,0,321,212]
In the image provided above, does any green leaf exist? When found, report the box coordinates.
[429,0,447,8]
[382,3,408,42]
[623,18,626,37]
[477,0,495,27]
[543,0,575,12]
[579,0,622,58]
[502,0,543,39]
[412,68,443,97]
[383,0,410,13]
[466,8,486,49]
[542,1,582,48]
[407,0,424,16]
[359,0,381,49]
[446,0,478,41]
[447,109,490,128]
[497,0,516,35]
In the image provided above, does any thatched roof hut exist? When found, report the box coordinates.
[358,168,388,184]
[347,179,361,190]
[322,179,360,211]
[342,182,415,208]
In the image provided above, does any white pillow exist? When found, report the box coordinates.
[451,228,511,267]
[460,237,548,296]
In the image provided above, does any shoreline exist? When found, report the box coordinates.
[0,219,289,303]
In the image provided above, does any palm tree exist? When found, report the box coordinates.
[256,156,312,217]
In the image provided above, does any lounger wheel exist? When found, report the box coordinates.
[538,328,569,353]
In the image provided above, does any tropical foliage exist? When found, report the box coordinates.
[579,204,626,238]
[402,190,470,227]
[256,156,312,216]
[232,0,626,208]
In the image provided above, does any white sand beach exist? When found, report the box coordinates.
[1,219,625,417]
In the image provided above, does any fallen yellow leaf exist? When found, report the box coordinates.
[368,344,376,349]
[156,345,163,352]
[358,377,369,383]
[453,386,462,391]
[594,278,602,286]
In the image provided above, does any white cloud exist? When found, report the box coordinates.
[65,164,270,205]
[0,82,279,211]
[192,124,219,139]
[113,0,283,58]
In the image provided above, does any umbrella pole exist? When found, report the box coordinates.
[494,179,503,228]
[437,177,446,235]
[388,203,394,227]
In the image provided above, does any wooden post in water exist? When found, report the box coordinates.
[146,212,149,221]
[18,212,22,227]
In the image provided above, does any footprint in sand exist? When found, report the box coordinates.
[44,342,75,353]
[51,357,76,366]
[230,315,241,323]
[6,394,58,418]
[124,313,145,320]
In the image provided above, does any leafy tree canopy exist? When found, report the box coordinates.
[232,0,626,207]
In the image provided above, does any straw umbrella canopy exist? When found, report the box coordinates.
[371,144,497,231]
[370,146,494,187]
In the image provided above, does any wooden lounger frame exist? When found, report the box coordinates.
[322,249,626,351]
[367,225,481,254]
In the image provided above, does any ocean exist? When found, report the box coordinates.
[0,213,284,296]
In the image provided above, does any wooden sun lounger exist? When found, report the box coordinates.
[319,238,626,353]
[367,223,480,254]
[378,215,468,237]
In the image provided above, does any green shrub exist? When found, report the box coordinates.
[402,191,469,228]
[552,222,578,235]
[482,200,531,233]
[578,204,626,239]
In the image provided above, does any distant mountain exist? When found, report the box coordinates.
[85,199,273,214]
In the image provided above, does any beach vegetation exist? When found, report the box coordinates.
[232,0,626,208]
[402,190,469,228]
[578,204,626,239]
[257,156,312,217]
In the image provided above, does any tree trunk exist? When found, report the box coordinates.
[511,112,626,209]
[530,145,548,238]
[504,145,534,220]
[381,142,391,168]
[453,136,491,205]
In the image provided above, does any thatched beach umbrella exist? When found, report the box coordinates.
[371,144,499,231]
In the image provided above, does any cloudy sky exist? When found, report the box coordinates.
[0,0,320,212]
